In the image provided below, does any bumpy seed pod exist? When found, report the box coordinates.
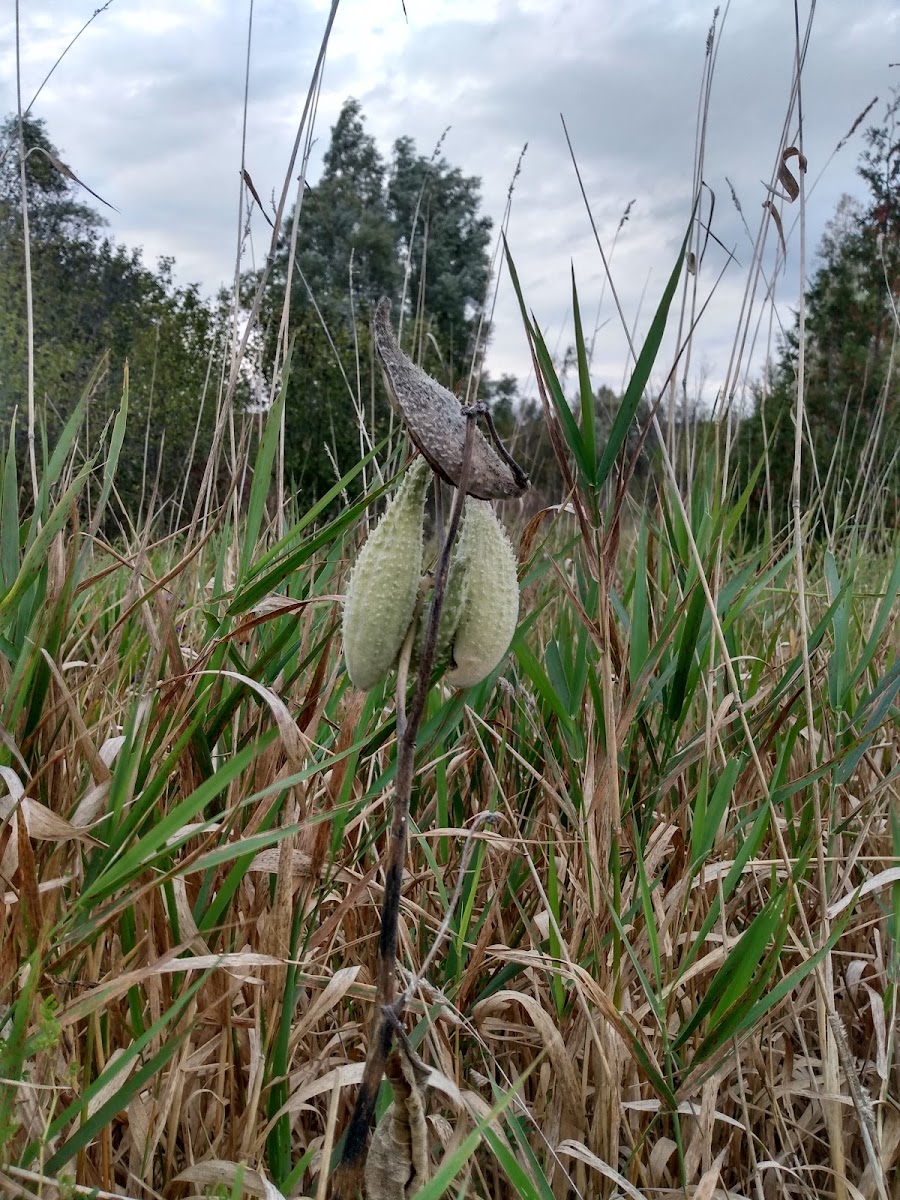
[373,298,529,502]
[411,521,475,672]
[446,501,520,688]
[342,457,430,691]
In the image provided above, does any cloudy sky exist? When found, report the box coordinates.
[1,0,896,405]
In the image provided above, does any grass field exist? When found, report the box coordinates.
[1,290,898,1199]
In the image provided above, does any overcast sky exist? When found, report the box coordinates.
[1,0,897,406]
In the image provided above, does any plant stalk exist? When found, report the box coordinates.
[330,415,477,1199]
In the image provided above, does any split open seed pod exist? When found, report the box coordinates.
[373,297,529,502]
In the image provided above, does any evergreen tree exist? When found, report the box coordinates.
[0,115,227,526]
[254,98,494,506]
[388,134,492,386]
[284,98,400,315]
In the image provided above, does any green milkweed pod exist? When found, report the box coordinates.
[342,457,430,691]
[411,518,474,673]
[445,500,519,689]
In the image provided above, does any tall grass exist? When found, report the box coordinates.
[1,288,898,1198]
[2,4,899,1200]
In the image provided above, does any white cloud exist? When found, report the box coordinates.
[1,0,896,403]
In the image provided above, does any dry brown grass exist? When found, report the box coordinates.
[3,5,899,1198]
[0,471,897,1199]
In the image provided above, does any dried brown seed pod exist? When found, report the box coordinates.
[373,297,529,501]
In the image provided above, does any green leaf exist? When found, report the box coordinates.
[689,907,852,1075]
[502,1106,558,1200]
[40,969,210,1173]
[24,357,100,537]
[408,1064,533,1200]
[825,551,850,711]
[673,889,785,1052]
[0,947,41,1144]
[718,446,766,545]
[514,636,576,732]
[1,423,18,593]
[636,849,662,990]
[227,471,390,616]
[88,368,129,535]
[0,458,94,626]
[667,577,705,723]
[594,220,690,490]
[529,320,591,479]
[482,1125,545,1200]
[835,661,900,787]
[676,801,771,982]
[571,268,597,479]
[629,518,650,686]
[502,234,589,480]
[76,732,276,905]
[848,550,900,692]
[690,758,741,870]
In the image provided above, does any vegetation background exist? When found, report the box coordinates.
[0,5,897,1200]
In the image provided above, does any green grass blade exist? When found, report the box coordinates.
[571,268,597,480]
[594,221,690,490]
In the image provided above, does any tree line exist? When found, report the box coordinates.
[1,93,897,537]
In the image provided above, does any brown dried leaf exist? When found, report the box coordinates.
[59,951,283,1025]
[763,200,787,258]
[248,847,313,877]
[0,767,23,881]
[15,798,42,943]
[693,1149,728,1200]
[243,168,274,228]
[2,875,73,909]
[37,147,117,211]
[778,146,808,201]
[175,1160,286,1199]
[364,1031,430,1200]
[827,866,900,917]
[483,947,639,1057]
[471,988,582,1129]
[858,1105,900,1199]
[278,1063,364,1119]
[373,298,529,501]
[206,669,307,772]
[1,788,97,890]
[557,1139,646,1199]
[291,965,361,1044]
[87,1047,134,1119]
[41,649,112,784]
[763,146,808,204]
[650,1136,679,1185]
